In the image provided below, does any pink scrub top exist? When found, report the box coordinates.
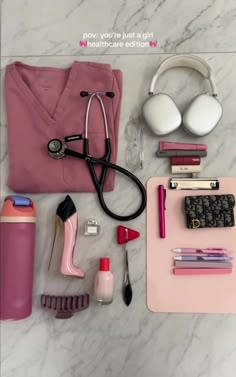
[5,61,122,193]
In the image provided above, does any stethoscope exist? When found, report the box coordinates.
[47,91,147,221]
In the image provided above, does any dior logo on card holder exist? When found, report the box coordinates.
[185,194,235,229]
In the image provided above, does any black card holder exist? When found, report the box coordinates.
[185,194,235,229]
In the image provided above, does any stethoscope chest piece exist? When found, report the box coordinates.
[48,139,66,159]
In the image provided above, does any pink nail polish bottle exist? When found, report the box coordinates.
[94,258,114,305]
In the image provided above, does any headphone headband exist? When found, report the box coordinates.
[149,54,217,97]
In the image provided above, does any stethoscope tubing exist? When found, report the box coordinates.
[85,93,109,139]
[64,139,147,221]
[48,91,147,221]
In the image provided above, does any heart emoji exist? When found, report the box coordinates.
[149,40,158,47]
[80,40,88,48]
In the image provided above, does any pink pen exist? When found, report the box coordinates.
[158,185,166,239]
[172,248,231,254]
[159,141,207,151]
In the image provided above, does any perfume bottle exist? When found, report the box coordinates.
[84,219,100,236]
[94,258,114,305]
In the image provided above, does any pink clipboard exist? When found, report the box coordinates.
[147,177,236,313]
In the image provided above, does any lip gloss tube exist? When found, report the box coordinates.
[159,141,207,151]
[171,165,202,174]
[171,157,201,166]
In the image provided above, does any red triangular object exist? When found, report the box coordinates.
[117,226,140,245]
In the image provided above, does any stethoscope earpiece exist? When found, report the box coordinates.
[80,91,115,98]
[80,91,89,97]
[105,92,115,98]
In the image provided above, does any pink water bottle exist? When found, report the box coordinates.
[0,195,36,320]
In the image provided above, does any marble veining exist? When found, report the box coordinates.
[2,0,236,56]
[1,1,236,377]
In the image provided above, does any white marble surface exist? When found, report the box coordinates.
[2,0,236,56]
[1,1,236,377]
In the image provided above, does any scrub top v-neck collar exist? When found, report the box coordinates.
[11,61,79,127]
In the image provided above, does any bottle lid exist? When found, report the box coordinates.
[0,195,36,223]
[99,257,110,271]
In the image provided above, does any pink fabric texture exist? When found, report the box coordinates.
[5,61,123,193]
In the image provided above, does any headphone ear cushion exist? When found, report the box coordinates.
[183,94,223,136]
[143,94,182,136]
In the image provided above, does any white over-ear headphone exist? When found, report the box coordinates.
[142,54,223,137]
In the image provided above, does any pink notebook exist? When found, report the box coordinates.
[147,177,236,313]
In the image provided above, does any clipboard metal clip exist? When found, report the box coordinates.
[169,177,220,190]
